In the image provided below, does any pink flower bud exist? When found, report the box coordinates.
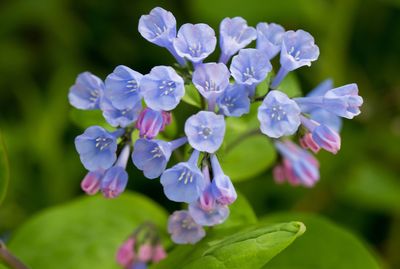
[116,238,135,267]
[137,243,153,262]
[300,133,320,153]
[152,244,167,263]
[81,170,104,195]
[136,108,171,139]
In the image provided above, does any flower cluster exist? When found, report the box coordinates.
[69,7,363,247]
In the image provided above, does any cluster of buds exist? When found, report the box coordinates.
[69,7,363,246]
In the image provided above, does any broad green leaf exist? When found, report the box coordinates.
[262,213,381,269]
[4,192,168,269]
[152,221,305,269]
[0,131,9,206]
[182,84,202,108]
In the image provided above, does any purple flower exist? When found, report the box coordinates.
[192,63,230,107]
[101,145,130,198]
[184,111,226,153]
[167,210,206,244]
[132,137,187,179]
[188,191,230,226]
[219,17,257,64]
[257,90,301,138]
[100,98,142,128]
[230,48,272,96]
[140,66,185,111]
[80,170,105,195]
[130,262,147,269]
[75,126,122,171]
[160,150,206,203]
[104,65,143,110]
[256,22,285,60]
[210,155,237,205]
[217,83,250,117]
[135,108,171,139]
[173,23,216,64]
[68,72,104,110]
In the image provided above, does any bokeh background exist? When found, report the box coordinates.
[0,0,400,268]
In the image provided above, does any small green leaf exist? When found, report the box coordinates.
[262,213,381,269]
[182,84,202,108]
[152,221,305,269]
[69,109,112,130]
[5,192,168,269]
[277,72,302,98]
[0,131,9,206]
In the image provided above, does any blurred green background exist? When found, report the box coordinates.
[0,0,400,268]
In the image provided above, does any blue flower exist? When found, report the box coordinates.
[104,65,143,110]
[184,111,226,153]
[230,48,272,96]
[217,83,250,117]
[68,72,104,110]
[256,22,285,60]
[257,90,301,138]
[135,108,171,139]
[167,210,205,244]
[80,170,105,195]
[219,17,257,64]
[100,98,142,128]
[140,66,185,111]
[160,150,206,203]
[75,126,123,171]
[132,137,187,179]
[210,155,237,205]
[173,23,216,64]
[192,63,230,108]
[101,145,130,198]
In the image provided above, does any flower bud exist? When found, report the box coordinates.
[136,108,171,139]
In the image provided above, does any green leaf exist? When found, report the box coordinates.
[277,72,302,98]
[182,84,202,108]
[152,221,305,269]
[69,109,112,130]
[261,213,381,269]
[4,192,168,269]
[0,131,9,206]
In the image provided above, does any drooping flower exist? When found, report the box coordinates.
[173,23,216,64]
[104,65,143,110]
[210,155,237,205]
[135,108,171,139]
[140,66,185,111]
[132,137,187,179]
[167,210,206,244]
[68,72,104,110]
[271,30,319,88]
[116,238,135,267]
[256,22,285,60]
[257,90,301,138]
[101,145,130,198]
[75,126,123,171]
[219,17,257,64]
[80,170,105,195]
[100,98,142,128]
[230,48,272,97]
[184,111,226,153]
[217,83,250,117]
[160,150,205,203]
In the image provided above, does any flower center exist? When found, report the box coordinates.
[288,46,301,60]
[159,80,176,96]
[126,79,138,92]
[178,168,194,184]
[153,23,167,37]
[89,89,99,102]
[188,43,202,57]
[151,146,163,158]
[269,105,286,121]
[204,80,217,92]
[243,66,255,79]
[181,218,196,229]
[95,136,113,151]
[198,126,212,139]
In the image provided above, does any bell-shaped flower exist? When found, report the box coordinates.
[75,126,123,171]
[167,210,206,244]
[219,17,257,64]
[210,155,237,205]
[135,108,171,139]
[160,150,206,203]
[132,137,187,179]
[116,238,135,267]
[140,66,185,111]
[101,145,130,198]
[230,48,272,97]
[104,65,143,110]
[257,90,301,138]
[68,72,104,110]
[217,83,250,117]
[184,111,226,153]
[256,22,285,60]
[80,170,105,195]
[173,23,216,64]
[100,98,142,128]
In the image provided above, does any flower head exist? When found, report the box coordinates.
[100,98,142,128]
[256,22,285,59]
[135,108,171,139]
[219,17,257,63]
[104,65,143,110]
[75,126,121,171]
[210,155,237,205]
[217,83,250,117]
[68,72,104,110]
[173,23,216,64]
[185,111,226,153]
[167,210,206,244]
[80,170,105,195]
[141,66,185,111]
[160,150,206,203]
[258,90,301,138]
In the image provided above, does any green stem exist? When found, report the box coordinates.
[0,241,30,269]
